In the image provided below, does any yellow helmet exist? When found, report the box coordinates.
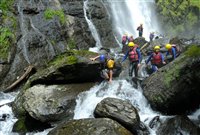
[128,42,135,47]
[154,46,160,50]
[107,59,114,69]
[165,44,172,49]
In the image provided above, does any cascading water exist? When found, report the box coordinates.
[0,92,18,135]
[17,0,31,64]
[83,0,102,52]
[105,0,160,41]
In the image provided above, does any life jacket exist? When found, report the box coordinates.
[128,46,139,62]
[152,52,162,65]
[107,59,114,69]
[122,35,127,44]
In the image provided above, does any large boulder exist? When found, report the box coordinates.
[23,84,94,122]
[157,115,200,135]
[94,97,140,134]
[142,45,200,114]
[12,83,94,132]
[48,118,133,135]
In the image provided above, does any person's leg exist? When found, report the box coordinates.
[152,65,158,72]
[129,61,134,77]
[133,61,139,77]
[101,69,109,80]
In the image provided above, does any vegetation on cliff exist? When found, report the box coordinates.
[0,0,16,60]
[156,0,200,37]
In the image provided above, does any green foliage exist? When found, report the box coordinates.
[0,27,14,59]
[156,0,199,36]
[13,118,28,132]
[0,0,14,11]
[48,52,78,67]
[164,64,180,88]
[191,0,200,8]
[44,8,67,25]
[68,38,76,49]
[185,45,200,58]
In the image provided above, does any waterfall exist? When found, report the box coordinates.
[17,0,31,64]
[83,0,102,52]
[105,0,160,41]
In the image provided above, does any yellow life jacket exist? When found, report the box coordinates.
[107,59,114,69]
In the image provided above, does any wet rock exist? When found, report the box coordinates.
[13,83,95,123]
[142,46,200,114]
[157,115,200,135]
[48,118,133,135]
[0,114,10,121]
[86,0,117,48]
[94,97,140,134]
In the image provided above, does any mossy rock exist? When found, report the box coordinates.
[23,50,99,90]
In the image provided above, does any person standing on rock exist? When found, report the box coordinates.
[145,46,166,73]
[121,42,142,78]
[137,23,143,37]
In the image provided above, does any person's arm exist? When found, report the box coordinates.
[146,53,153,64]
[161,53,166,64]
[122,51,129,62]
[90,55,100,61]
[172,47,176,59]
[166,51,169,57]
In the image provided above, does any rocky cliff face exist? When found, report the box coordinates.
[0,0,114,90]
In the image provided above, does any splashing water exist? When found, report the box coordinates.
[73,80,163,134]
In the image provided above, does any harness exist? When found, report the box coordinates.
[152,52,162,64]
[129,46,139,62]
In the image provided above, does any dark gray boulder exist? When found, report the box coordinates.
[94,97,140,134]
[157,115,200,135]
[48,118,133,135]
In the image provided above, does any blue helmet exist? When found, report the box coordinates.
[99,55,105,62]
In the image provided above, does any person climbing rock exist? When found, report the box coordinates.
[137,23,143,37]
[128,35,134,43]
[149,32,155,42]
[122,33,129,54]
[165,43,180,62]
[146,46,166,73]
[90,54,115,83]
[121,33,129,46]
[121,42,142,78]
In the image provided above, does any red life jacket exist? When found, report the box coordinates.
[129,46,139,62]
[152,52,162,64]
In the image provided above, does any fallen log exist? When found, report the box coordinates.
[3,65,35,93]
[0,101,13,108]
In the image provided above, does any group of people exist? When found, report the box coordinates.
[89,22,180,83]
